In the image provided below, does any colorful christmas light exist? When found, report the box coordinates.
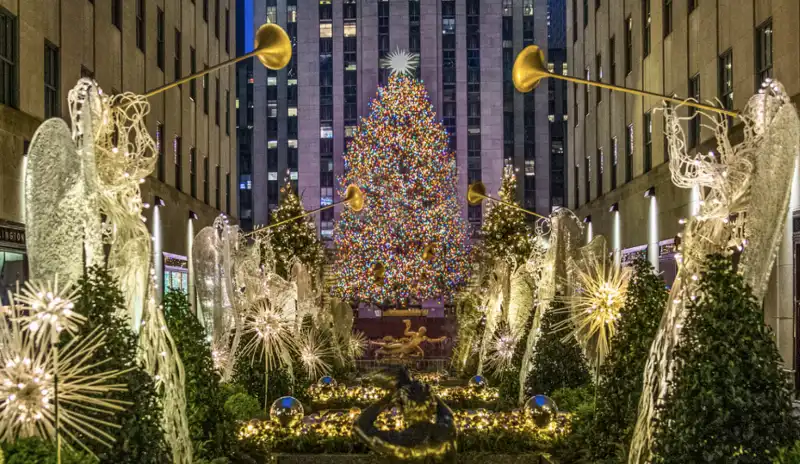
[331,73,470,302]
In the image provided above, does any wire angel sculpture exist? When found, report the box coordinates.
[517,208,584,405]
[629,81,800,463]
[24,78,192,463]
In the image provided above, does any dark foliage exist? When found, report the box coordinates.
[1,438,97,464]
[231,333,295,408]
[72,266,170,464]
[591,258,668,460]
[653,255,797,463]
[163,291,237,461]
[526,299,591,396]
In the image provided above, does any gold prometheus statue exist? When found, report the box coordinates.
[371,320,446,359]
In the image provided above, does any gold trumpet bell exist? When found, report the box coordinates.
[467,182,487,206]
[344,184,365,212]
[254,24,292,70]
[422,244,435,262]
[373,263,386,284]
[512,45,549,93]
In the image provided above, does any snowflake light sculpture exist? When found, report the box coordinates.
[485,325,519,374]
[242,300,295,372]
[0,322,127,450]
[297,329,332,381]
[379,47,420,76]
[557,238,631,365]
[348,331,368,360]
[14,277,83,345]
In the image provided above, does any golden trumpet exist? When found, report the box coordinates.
[143,24,291,99]
[422,244,435,262]
[467,182,547,220]
[245,184,364,236]
[513,45,739,117]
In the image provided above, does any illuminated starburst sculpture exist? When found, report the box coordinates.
[297,329,332,381]
[242,299,295,372]
[14,276,83,344]
[485,325,519,374]
[0,316,127,451]
[557,238,631,365]
[348,331,368,360]
[379,47,420,76]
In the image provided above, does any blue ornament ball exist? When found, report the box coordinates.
[523,395,558,428]
[270,396,304,427]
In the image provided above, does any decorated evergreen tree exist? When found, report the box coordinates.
[163,291,236,461]
[72,266,170,464]
[526,299,591,396]
[267,182,325,279]
[331,52,470,303]
[480,166,534,265]
[652,255,797,463]
[592,258,668,460]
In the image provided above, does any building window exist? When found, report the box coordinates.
[225,173,230,213]
[214,0,220,39]
[225,8,230,54]
[157,8,165,71]
[44,42,59,119]
[189,147,197,198]
[626,123,633,182]
[718,48,733,112]
[112,0,121,29]
[583,0,588,28]
[574,165,580,208]
[0,9,16,108]
[611,137,618,188]
[203,156,209,203]
[573,84,579,127]
[688,73,700,148]
[203,64,209,114]
[756,19,773,86]
[597,148,604,194]
[136,0,145,51]
[609,36,616,85]
[572,0,578,42]
[156,123,164,181]
[584,67,590,115]
[596,54,602,103]
[663,0,672,37]
[584,155,590,202]
[225,90,230,135]
[644,111,652,172]
[215,78,220,126]
[643,0,650,57]
[189,47,196,100]
[174,136,182,191]
[215,165,221,209]
[174,29,181,81]
[625,17,632,75]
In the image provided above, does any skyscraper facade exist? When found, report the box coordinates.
[568,0,800,373]
[0,0,237,305]
[243,0,554,238]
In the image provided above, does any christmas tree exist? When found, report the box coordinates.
[652,255,797,462]
[480,166,534,265]
[526,299,591,396]
[331,55,469,303]
[592,258,667,460]
[267,182,325,279]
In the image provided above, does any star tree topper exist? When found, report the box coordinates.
[380,47,420,76]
